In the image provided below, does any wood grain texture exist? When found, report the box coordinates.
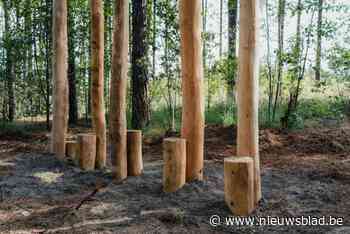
[224,157,255,216]
[127,130,143,176]
[51,0,68,159]
[163,138,186,193]
[91,0,107,169]
[109,0,129,181]
[78,134,96,171]
[237,0,262,204]
[179,0,204,182]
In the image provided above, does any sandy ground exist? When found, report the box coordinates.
[0,124,349,233]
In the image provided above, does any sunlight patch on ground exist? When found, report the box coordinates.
[33,171,63,184]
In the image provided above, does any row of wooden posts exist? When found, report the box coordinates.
[51,0,261,216]
[65,134,256,216]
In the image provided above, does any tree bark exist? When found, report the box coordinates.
[237,0,261,205]
[91,0,107,169]
[131,0,150,129]
[180,0,205,182]
[3,1,15,122]
[272,0,286,121]
[315,0,323,82]
[45,0,52,130]
[68,3,78,125]
[227,0,238,105]
[109,0,129,180]
[51,0,69,159]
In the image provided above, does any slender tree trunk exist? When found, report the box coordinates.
[68,4,78,125]
[109,0,129,181]
[237,0,261,205]
[272,0,286,121]
[265,0,274,123]
[91,0,107,169]
[227,0,238,106]
[315,0,323,82]
[45,0,52,130]
[51,0,69,158]
[219,0,223,57]
[3,1,15,122]
[152,0,157,80]
[131,0,150,129]
[180,0,204,182]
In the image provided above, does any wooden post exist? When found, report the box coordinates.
[179,0,204,182]
[65,140,79,164]
[51,0,68,159]
[78,134,96,171]
[91,0,107,169]
[237,0,262,205]
[109,0,129,181]
[163,138,186,193]
[224,157,255,216]
[127,130,143,176]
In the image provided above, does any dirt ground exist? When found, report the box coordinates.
[0,124,349,233]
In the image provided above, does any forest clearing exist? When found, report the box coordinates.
[1,0,350,233]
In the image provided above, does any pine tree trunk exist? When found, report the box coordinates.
[51,0,69,158]
[91,0,107,169]
[131,0,150,130]
[109,0,129,181]
[180,0,205,182]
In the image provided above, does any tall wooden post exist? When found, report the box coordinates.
[179,0,204,182]
[237,0,262,205]
[51,0,68,159]
[91,0,107,169]
[109,0,129,180]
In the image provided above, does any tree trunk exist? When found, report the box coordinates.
[131,0,150,129]
[68,4,78,125]
[237,0,261,205]
[180,0,204,182]
[219,0,223,57]
[315,0,323,82]
[91,0,107,169]
[152,0,157,79]
[3,1,15,122]
[227,0,238,106]
[51,0,69,159]
[109,0,129,180]
[45,0,52,130]
[272,0,286,121]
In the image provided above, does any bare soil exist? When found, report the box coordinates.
[0,124,349,233]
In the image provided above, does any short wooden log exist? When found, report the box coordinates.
[127,130,143,176]
[163,138,186,193]
[77,134,96,171]
[224,157,255,216]
[65,140,79,165]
